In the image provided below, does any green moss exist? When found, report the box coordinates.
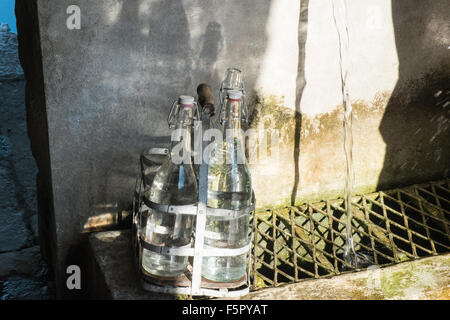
[247,90,395,209]
[247,90,390,147]
[174,294,191,300]
[253,274,269,290]
[379,269,416,297]
[248,93,295,130]
[397,253,411,263]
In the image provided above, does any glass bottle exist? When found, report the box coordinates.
[221,68,243,92]
[141,96,198,278]
[202,89,253,282]
[219,68,243,113]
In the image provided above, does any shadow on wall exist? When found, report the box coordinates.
[78,0,271,210]
[377,0,450,190]
[291,0,309,206]
[15,0,57,284]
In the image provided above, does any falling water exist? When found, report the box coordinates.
[332,0,373,269]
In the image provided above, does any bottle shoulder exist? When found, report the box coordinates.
[149,158,198,205]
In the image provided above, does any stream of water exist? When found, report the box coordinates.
[332,0,374,269]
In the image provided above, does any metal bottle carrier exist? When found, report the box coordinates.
[132,111,255,298]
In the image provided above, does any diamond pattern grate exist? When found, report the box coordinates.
[250,179,450,289]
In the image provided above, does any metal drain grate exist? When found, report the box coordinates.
[250,179,450,289]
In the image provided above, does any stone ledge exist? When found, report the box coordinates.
[88,229,450,300]
[88,229,173,300]
[240,254,450,300]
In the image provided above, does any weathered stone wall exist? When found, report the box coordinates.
[0,23,52,299]
[15,0,450,296]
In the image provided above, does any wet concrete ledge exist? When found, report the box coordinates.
[88,229,450,300]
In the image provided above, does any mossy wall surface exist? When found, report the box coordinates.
[246,0,450,209]
[248,72,450,209]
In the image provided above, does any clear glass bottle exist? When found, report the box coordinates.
[219,68,243,111]
[202,89,253,282]
[141,96,198,278]
[222,68,243,91]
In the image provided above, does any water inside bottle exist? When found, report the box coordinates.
[141,100,198,278]
[201,136,253,282]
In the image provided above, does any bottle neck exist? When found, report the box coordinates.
[170,105,193,153]
[223,99,243,134]
[222,99,246,165]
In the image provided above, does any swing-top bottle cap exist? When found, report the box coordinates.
[179,95,195,106]
[227,90,242,100]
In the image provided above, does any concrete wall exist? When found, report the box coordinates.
[249,0,449,207]
[16,0,449,296]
